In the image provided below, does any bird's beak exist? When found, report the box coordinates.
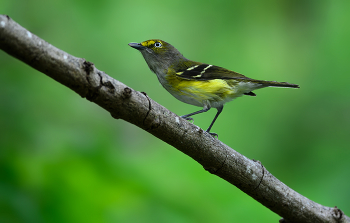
[128,42,146,50]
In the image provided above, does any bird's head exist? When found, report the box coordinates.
[129,39,186,74]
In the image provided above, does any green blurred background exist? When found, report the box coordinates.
[1,0,350,222]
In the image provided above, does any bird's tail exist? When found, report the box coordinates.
[260,80,299,88]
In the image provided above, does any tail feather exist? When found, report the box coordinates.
[260,81,299,88]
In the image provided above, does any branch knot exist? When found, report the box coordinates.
[332,206,343,221]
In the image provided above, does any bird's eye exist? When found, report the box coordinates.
[154,42,162,48]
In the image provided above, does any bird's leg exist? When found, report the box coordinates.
[181,104,211,121]
[206,105,223,137]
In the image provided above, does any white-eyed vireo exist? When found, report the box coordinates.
[129,39,299,136]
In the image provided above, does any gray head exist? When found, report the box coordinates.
[129,39,186,74]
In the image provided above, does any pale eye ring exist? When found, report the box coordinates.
[154,42,162,48]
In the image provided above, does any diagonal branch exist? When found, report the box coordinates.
[0,15,348,223]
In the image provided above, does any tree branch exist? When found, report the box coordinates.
[0,15,348,223]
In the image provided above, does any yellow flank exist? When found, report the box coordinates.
[165,70,237,106]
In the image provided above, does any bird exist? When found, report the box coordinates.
[129,39,299,136]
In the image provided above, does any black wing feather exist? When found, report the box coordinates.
[176,64,251,80]
[175,63,299,88]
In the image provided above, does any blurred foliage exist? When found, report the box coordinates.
[1,0,350,222]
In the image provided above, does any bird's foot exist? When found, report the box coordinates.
[206,131,218,138]
[181,116,194,122]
